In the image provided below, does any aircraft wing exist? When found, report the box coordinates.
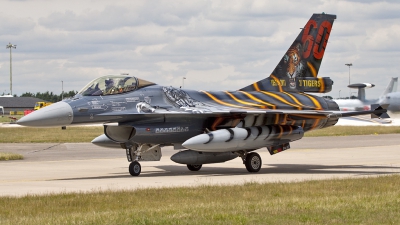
[97,104,389,120]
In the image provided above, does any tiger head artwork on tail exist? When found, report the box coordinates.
[281,42,304,90]
[240,13,336,94]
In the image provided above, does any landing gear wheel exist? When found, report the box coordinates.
[245,152,262,173]
[129,161,141,176]
[187,164,202,171]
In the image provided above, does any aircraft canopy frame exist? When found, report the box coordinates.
[78,75,155,96]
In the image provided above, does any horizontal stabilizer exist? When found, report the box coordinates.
[371,104,390,119]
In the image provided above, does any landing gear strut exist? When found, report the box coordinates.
[125,144,161,176]
[126,145,142,176]
[187,164,202,171]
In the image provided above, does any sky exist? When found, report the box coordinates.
[0,0,399,99]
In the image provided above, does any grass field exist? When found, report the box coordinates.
[305,125,400,137]
[0,115,22,123]
[0,175,399,224]
[0,126,103,143]
[0,125,399,143]
[0,152,23,161]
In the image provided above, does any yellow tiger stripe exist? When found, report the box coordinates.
[201,91,245,108]
[277,125,283,139]
[238,91,276,109]
[281,114,288,125]
[211,117,224,131]
[310,119,320,130]
[270,74,283,92]
[253,82,261,91]
[288,125,293,135]
[224,91,266,108]
[307,61,317,77]
[282,92,316,109]
[260,91,301,110]
[282,92,306,106]
[318,78,325,93]
[274,114,280,124]
[299,93,322,110]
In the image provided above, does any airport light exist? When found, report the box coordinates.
[6,43,16,96]
[182,77,186,88]
[345,63,352,98]
[339,90,341,98]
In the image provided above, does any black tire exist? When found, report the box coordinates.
[245,152,262,172]
[129,161,141,176]
[187,164,202,171]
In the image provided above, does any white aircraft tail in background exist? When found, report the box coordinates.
[379,77,400,111]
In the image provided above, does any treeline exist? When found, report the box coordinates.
[20,91,78,103]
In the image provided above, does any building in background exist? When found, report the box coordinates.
[0,97,47,115]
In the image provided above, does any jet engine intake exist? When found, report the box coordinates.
[104,125,136,143]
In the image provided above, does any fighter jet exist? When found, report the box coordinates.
[18,13,389,176]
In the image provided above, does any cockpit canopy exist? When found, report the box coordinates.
[78,75,155,96]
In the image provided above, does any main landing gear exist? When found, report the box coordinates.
[244,152,262,172]
[185,152,262,173]
[187,164,202,171]
[237,151,262,173]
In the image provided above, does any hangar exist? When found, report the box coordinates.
[0,97,47,115]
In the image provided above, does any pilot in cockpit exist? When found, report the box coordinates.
[105,79,117,94]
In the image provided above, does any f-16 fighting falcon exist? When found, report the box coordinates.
[18,13,389,176]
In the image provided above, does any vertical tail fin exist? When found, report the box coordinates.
[381,77,398,96]
[241,13,336,93]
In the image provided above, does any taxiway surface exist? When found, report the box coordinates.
[1,134,399,196]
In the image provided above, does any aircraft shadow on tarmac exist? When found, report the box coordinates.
[51,163,400,181]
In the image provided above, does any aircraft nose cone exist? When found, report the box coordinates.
[17,102,73,127]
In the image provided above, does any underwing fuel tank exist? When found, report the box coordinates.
[182,125,304,152]
[170,150,237,165]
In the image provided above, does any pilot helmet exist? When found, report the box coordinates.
[105,79,114,86]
